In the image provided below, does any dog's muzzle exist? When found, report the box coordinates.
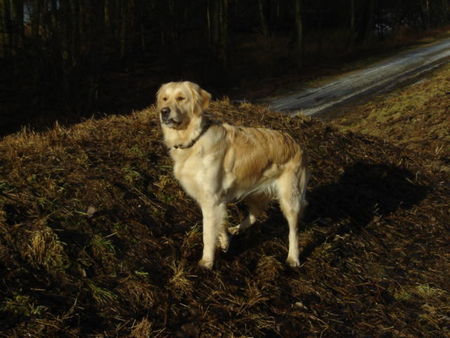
[160,107,181,126]
[160,107,170,120]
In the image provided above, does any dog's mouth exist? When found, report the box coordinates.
[161,117,182,128]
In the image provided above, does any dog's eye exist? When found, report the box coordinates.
[162,97,168,101]
[176,96,185,101]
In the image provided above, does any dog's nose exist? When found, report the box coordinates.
[160,107,170,119]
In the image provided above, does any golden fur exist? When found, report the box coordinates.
[157,81,309,269]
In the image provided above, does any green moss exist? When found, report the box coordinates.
[1,295,48,317]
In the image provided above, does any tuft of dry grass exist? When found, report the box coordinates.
[168,260,195,298]
[116,278,156,313]
[25,226,67,271]
[88,281,118,306]
[256,256,284,282]
[0,94,448,336]
[130,317,154,337]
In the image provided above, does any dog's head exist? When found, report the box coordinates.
[156,81,211,129]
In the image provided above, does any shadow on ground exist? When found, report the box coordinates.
[227,162,429,261]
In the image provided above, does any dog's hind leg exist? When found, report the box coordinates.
[198,202,227,269]
[228,194,270,235]
[277,166,308,268]
[218,227,230,253]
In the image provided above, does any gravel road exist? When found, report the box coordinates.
[267,38,450,116]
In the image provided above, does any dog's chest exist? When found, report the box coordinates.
[172,149,214,198]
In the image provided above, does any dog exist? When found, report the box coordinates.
[156,81,309,269]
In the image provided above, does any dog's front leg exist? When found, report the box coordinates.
[198,201,227,269]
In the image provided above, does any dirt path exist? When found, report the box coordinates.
[266,38,450,116]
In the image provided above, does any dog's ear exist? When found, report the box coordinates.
[155,87,162,105]
[199,88,211,111]
[185,82,211,115]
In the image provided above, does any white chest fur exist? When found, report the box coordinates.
[171,146,219,202]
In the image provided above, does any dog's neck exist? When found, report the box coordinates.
[163,116,211,150]
[173,120,210,149]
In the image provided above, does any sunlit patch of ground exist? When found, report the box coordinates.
[329,62,449,173]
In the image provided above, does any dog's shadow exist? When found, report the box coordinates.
[226,162,429,262]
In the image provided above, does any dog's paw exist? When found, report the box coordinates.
[198,258,214,270]
[286,256,300,268]
[228,225,240,236]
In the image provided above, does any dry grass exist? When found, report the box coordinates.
[330,62,450,173]
[0,96,448,336]
[25,226,67,271]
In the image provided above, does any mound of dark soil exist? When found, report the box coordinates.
[0,101,448,336]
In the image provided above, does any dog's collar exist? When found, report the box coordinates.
[172,119,211,150]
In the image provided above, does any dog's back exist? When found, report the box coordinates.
[221,123,307,202]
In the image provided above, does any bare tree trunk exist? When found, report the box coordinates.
[136,0,146,52]
[12,0,23,49]
[0,0,6,57]
[350,0,355,32]
[316,0,324,54]
[51,0,57,29]
[119,1,127,59]
[421,0,431,29]
[104,0,116,43]
[347,0,357,49]
[206,0,211,43]
[258,0,269,38]
[31,0,42,39]
[3,0,12,58]
[442,0,449,24]
[71,0,80,65]
[293,0,303,67]
[367,0,376,42]
[218,0,228,67]
[356,0,376,44]
[207,0,228,68]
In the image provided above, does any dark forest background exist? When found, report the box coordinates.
[0,0,449,134]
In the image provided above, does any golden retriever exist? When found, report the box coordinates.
[156,81,308,269]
